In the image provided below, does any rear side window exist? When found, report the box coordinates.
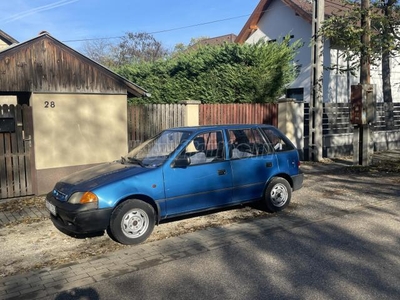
[261,128,295,152]
[228,128,269,159]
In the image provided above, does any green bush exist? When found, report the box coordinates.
[117,38,300,104]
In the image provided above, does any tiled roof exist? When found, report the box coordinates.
[197,34,237,46]
[236,0,351,43]
[189,34,237,50]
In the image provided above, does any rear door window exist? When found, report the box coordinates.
[227,128,269,159]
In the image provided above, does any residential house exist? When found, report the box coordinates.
[188,34,237,50]
[236,0,400,103]
[0,29,18,51]
[195,34,237,47]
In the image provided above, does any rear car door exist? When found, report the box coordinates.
[260,126,300,177]
[228,127,278,203]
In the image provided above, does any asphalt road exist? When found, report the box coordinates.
[3,159,398,300]
[47,190,400,300]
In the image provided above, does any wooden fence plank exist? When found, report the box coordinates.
[198,103,278,126]
[128,103,276,150]
[22,105,34,195]
[15,105,24,197]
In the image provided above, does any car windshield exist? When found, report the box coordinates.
[123,130,192,167]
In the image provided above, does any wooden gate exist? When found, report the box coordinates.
[0,104,34,199]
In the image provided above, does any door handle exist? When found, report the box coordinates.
[218,169,227,175]
[266,162,273,168]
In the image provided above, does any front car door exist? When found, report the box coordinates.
[163,130,233,217]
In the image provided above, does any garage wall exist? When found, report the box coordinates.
[31,93,128,194]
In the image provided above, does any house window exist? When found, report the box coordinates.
[286,88,304,102]
[267,35,294,44]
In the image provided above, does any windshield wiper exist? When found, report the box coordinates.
[126,157,145,167]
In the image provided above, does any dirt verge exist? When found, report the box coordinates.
[0,198,269,278]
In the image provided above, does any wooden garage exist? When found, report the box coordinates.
[0,32,148,198]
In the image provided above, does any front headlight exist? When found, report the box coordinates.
[68,192,98,204]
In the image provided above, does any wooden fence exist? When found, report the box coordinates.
[128,104,186,150]
[128,103,278,151]
[199,103,278,126]
[0,105,34,199]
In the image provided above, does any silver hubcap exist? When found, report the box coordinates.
[121,208,149,238]
[270,183,288,207]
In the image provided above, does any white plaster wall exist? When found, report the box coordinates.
[327,48,359,103]
[391,56,400,102]
[245,0,400,103]
[329,49,400,103]
[245,0,331,103]
[370,54,400,103]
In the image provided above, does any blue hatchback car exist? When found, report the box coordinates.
[46,124,303,245]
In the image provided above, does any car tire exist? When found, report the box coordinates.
[264,177,291,212]
[107,199,155,245]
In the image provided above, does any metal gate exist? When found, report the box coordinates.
[0,104,34,199]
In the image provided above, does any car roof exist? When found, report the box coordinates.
[166,124,276,132]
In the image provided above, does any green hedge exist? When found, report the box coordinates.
[117,38,300,104]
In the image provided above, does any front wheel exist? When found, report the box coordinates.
[108,199,155,245]
[264,177,292,212]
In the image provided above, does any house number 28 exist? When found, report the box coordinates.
[44,101,55,108]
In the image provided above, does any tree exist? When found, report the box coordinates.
[379,0,400,103]
[82,32,169,69]
[172,36,210,54]
[113,32,170,65]
[116,37,301,104]
[319,0,400,103]
[81,38,115,68]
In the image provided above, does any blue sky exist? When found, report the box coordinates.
[0,0,259,52]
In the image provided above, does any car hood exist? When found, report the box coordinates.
[53,162,150,199]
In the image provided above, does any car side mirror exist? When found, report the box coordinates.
[172,156,191,168]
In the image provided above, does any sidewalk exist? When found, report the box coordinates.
[0,203,47,227]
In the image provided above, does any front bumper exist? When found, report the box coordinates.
[46,192,113,235]
[291,171,304,191]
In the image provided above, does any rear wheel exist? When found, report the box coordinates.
[108,199,155,245]
[264,177,291,212]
